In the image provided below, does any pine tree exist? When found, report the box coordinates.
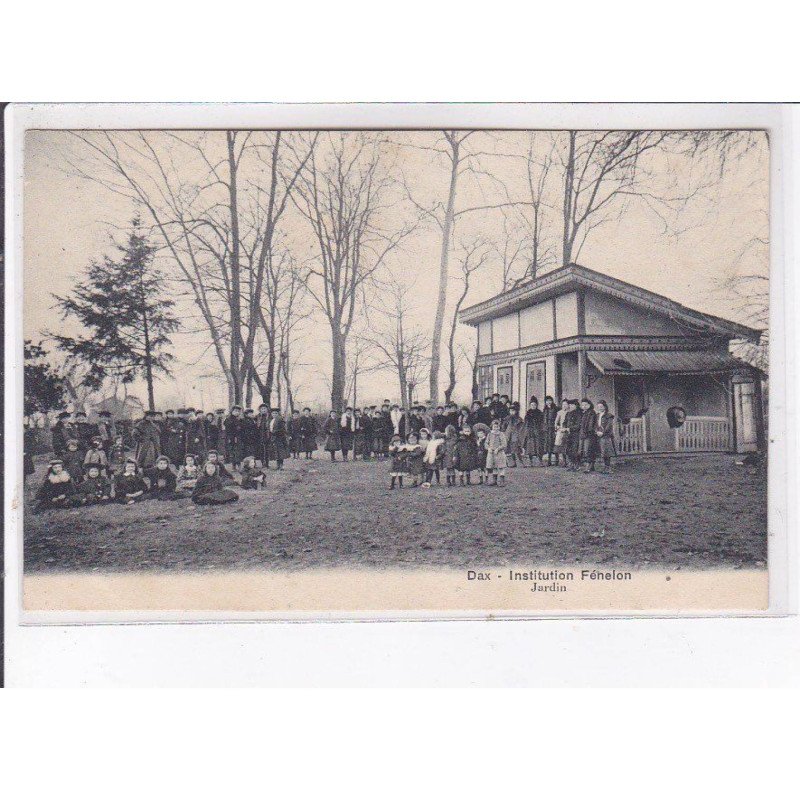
[52,218,179,411]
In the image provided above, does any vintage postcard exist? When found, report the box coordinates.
[6,104,788,620]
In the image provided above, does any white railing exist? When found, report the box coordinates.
[618,416,646,454]
[675,416,730,452]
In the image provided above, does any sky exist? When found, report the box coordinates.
[23,129,769,412]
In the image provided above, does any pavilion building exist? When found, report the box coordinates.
[459,264,765,455]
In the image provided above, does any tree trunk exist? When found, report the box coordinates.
[330,327,347,412]
[226,131,243,404]
[562,131,576,267]
[429,136,460,404]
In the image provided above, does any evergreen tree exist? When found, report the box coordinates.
[52,218,179,411]
[24,340,67,415]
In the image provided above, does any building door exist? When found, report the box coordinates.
[525,361,546,404]
[496,366,513,399]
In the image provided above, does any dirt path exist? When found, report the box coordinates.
[23,454,768,573]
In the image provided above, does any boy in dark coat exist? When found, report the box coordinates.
[579,398,598,473]
[404,432,425,487]
[299,408,317,458]
[288,409,303,458]
[524,398,544,466]
[388,434,406,488]
[51,411,75,458]
[186,410,208,461]
[541,396,558,466]
[268,409,290,469]
[224,406,245,468]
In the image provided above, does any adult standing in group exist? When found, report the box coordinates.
[242,408,260,460]
[133,410,162,470]
[203,412,220,453]
[268,408,289,469]
[256,403,271,467]
[224,406,245,468]
[340,407,356,461]
[161,409,185,466]
[96,410,116,457]
[186,409,207,462]
[51,411,75,458]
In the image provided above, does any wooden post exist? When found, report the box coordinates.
[577,349,587,397]
[753,372,766,452]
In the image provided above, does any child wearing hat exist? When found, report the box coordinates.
[34,458,77,511]
[114,459,149,504]
[388,434,406,489]
[83,437,109,476]
[145,455,178,500]
[76,464,112,506]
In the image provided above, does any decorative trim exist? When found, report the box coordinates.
[475,335,727,367]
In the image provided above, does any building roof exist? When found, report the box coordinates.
[459,263,761,343]
[587,350,755,375]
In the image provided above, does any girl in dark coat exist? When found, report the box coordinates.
[388,434,406,489]
[541,396,558,466]
[288,410,303,458]
[565,400,583,471]
[524,399,544,466]
[109,434,127,477]
[35,459,77,511]
[242,410,260,459]
[224,407,245,468]
[115,459,149,504]
[502,406,527,468]
[594,400,616,473]
[442,424,459,486]
[238,455,266,489]
[323,411,341,460]
[75,464,112,506]
[454,425,479,485]
[62,439,85,481]
[579,399,598,473]
[192,462,239,505]
[51,412,75,458]
[145,455,178,499]
[161,411,186,467]
[134,413,162,470]
[299,408,318,458]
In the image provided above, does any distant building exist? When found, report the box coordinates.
[459,264,764,454]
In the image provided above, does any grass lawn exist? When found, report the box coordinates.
[23,453,767,574]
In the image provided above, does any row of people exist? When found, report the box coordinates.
[32,449,281,511]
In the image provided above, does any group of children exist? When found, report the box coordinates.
[381,394,617,489]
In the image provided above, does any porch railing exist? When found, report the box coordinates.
[617,416,646,454]
[675,416,730,452]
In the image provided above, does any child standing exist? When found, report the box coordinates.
[323,411,342,461]
[405,432,425,488]
[288,410,303,458]
[579,398,598,473]
[502,405,527,468]
[442,424,458,486]
[474,427,489,484]
[524,398,544,467]
[594,400,616,473]
[565,400,583,472]
[299,408,318,459]
[388,434,406,489]
[109,434,127,477]
[83,437,109,475]
[454,425,479,486]
[485,419,508,486]
[62,439,85,480]
[553,399,570,468]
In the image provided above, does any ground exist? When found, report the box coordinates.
[22,452,768,574]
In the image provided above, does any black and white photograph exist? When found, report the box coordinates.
[14,115,773,615]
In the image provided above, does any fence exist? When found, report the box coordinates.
[617,416,646,454]
[674,416,730,452]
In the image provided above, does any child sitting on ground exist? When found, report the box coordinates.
[76,464,112,505]
[192,462,239,505]
[388,434,406,489]
[145,455,178,500]
[204,450,236,485]
[176,454,200,495]
[115,459,148,504]
[34,458,77,511]
[238,455,266,490]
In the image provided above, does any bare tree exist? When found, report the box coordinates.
[67,130,316,406]
[369,278,430,408]
[293,132,412,412]
[444,240,490,404]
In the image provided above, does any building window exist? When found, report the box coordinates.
[478,366,493,400]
